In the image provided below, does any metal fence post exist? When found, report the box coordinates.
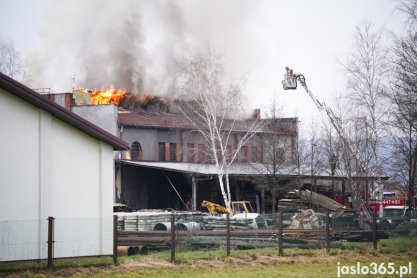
[170,213,176,262]
[47,216,55,268]
[113,215,118,265]
[326,211,330,253]
[279,211,283,256]
[373,210,377,251]
[226,213,231,257]
[136,215,139,231]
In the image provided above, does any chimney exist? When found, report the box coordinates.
[42,92,74,111]
[254,108,261,120]
[64,93,74,111]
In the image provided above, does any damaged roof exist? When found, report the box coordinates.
[118,109,298,134]
[0,73,129,151]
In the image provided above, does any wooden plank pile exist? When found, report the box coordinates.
[116,211,207,231]
[117,214,172,231]
[202,216,254,230]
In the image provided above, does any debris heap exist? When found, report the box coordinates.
[289,209,324,230]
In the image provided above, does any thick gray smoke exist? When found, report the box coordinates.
[27,0,257,95]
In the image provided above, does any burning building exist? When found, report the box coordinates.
[41,86,303,213]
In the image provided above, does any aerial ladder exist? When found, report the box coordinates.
[282,67,381,214]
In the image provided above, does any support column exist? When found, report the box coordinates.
[260,189,265,214]
[192,176,197,211]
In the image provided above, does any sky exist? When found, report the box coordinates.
[0,0,406,127]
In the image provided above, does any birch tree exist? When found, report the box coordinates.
[175,50,263,212]
[387,0,417,209]
[342,20,390,196]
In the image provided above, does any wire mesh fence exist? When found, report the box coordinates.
[0,217,114,264]
[54,217,113,258]
[1,211,415,265]
[115,209,417,258]
[0,219,48,262]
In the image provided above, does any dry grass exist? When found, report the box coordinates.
[2,238,417,278]
[3,249,416,277]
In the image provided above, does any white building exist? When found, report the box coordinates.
[0,73,129,261]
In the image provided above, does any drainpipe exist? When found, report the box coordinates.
[119,125,124,160]
[115,125,124,201]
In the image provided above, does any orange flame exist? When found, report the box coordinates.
[77,85,126,105]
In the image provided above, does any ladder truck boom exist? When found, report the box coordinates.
[282,67,378,212]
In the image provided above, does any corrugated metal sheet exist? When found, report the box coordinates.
[121,160,299,176]
[119,160,388,180]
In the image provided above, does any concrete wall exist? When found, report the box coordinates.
[119,126,294,164]
[0,89,114,261]
[120,127,159,161]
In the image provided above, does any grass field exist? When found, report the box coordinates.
[1,237,416,277]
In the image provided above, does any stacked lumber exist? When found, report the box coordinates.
[278,199,309,212]
[117,214,172,231]
[202,217,254,230]
[115,211,207,231]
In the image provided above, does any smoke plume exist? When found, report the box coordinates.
[27,0,258,96]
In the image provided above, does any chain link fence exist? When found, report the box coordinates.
[0,219,48,262]
[0,217,114,264]
[1,212,415,264]
[115,209,417,259]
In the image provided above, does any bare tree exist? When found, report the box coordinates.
[250,95,299,213]
[174,50,263,212]
[318,97,346,196]
[0,37,24,79]
[388,0,417,208]
[397,0,417,29]
[342,20,390,196]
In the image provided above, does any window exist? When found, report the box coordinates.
[198,144,205,163]
[158,142,165,161]
[253,146,263,162]
[131,141,142,161]
[169,143,176,161]
[226,145,232,162]
[277,148,285,163]
[251,145,257,162]
[239,146,248,162]
[187,143,194,162]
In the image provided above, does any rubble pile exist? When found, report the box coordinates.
[289,209,324,230]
